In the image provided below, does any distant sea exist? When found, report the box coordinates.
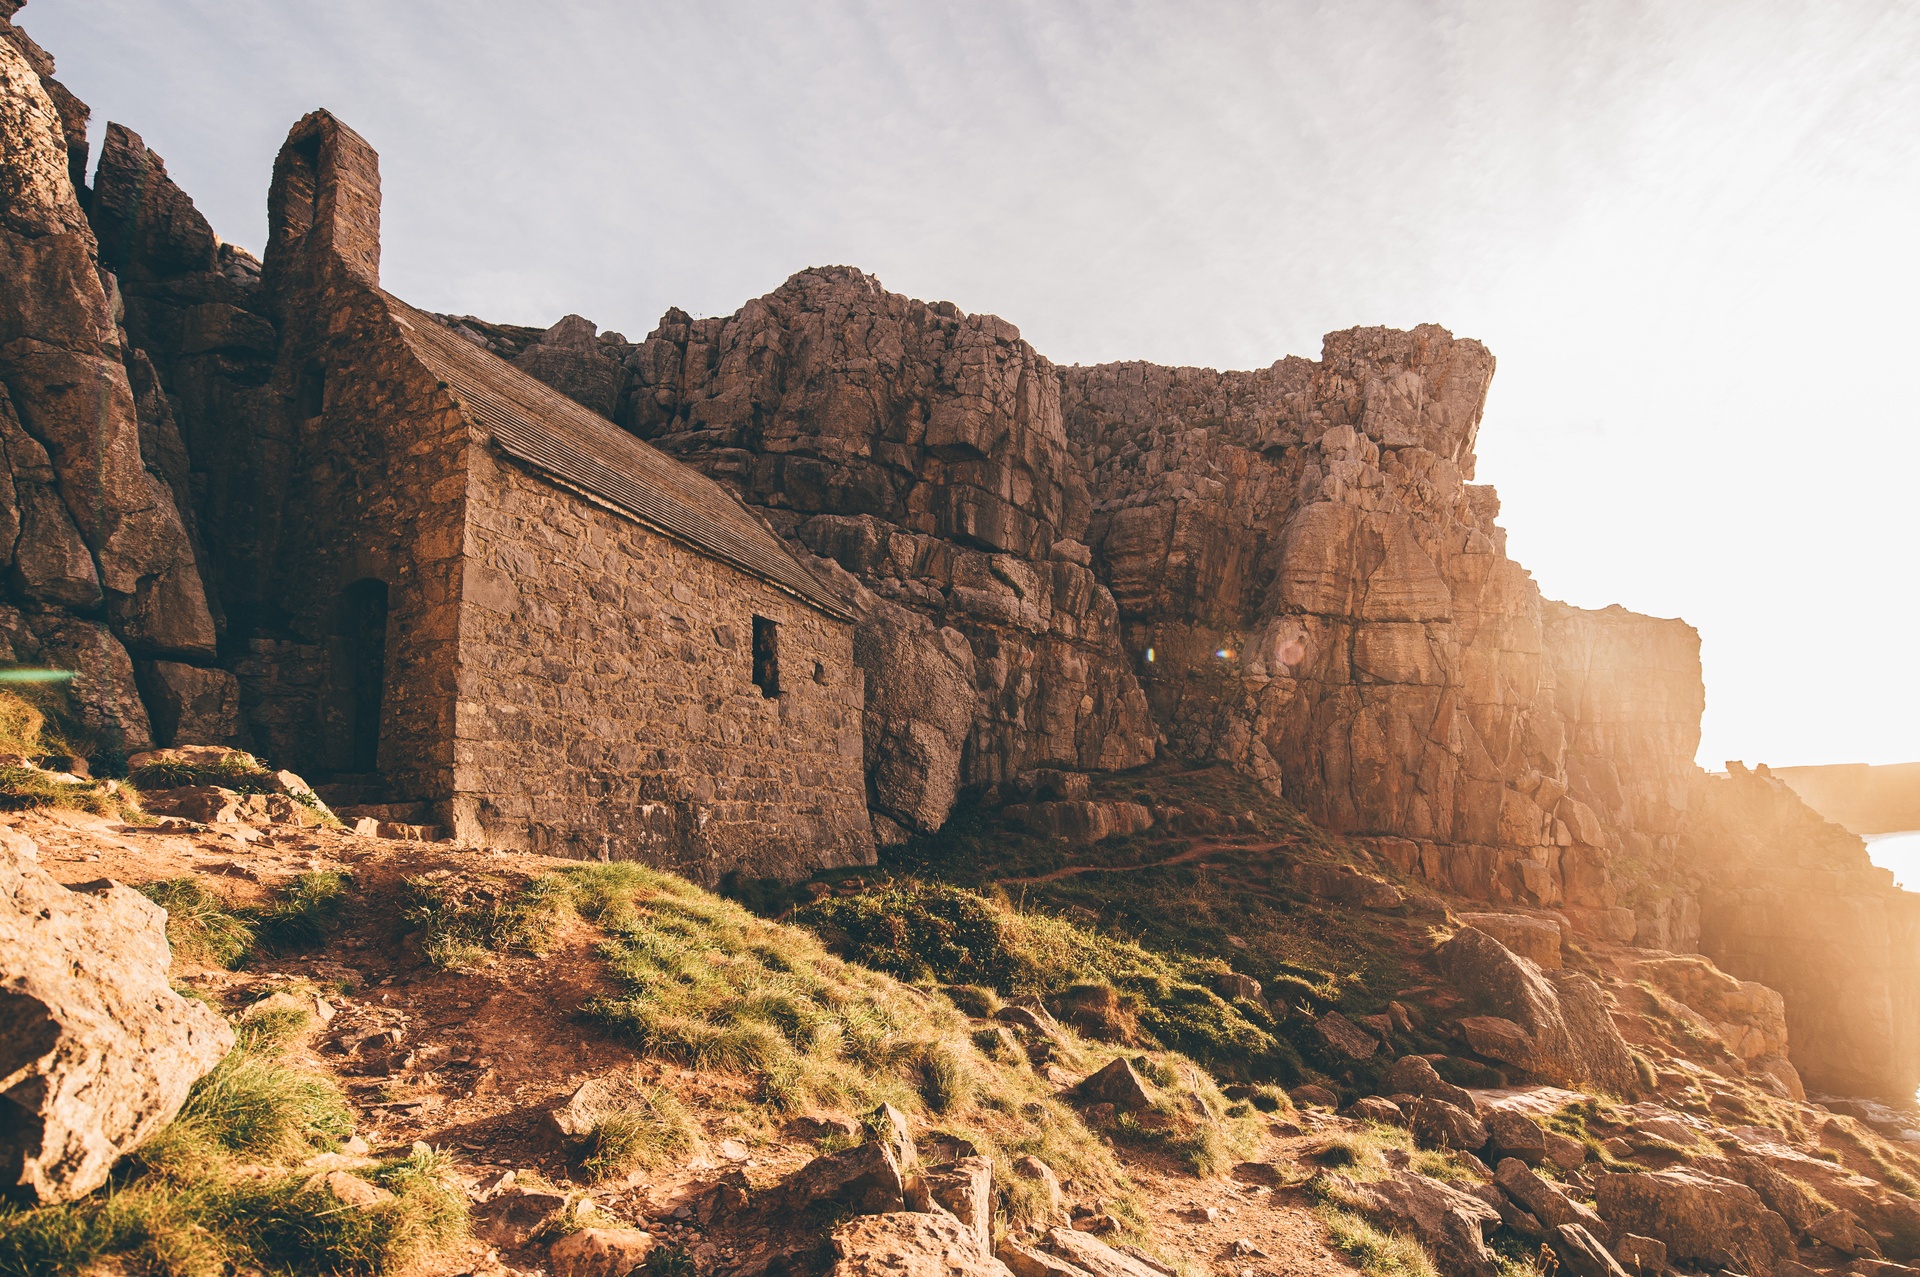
[1866,831,1920,890]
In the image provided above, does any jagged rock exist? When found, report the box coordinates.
[1004,799,1152,843]
[1347,1096,1404,1124]
[1044,1226,1166,1277]
[473,1186,571,1244]
[1383,1055,1478,1111]
[1314,1010,1379,1060]
[1470,1179,1545,1239]
[1484,1108,1549,1164]
[309,1169,393,1209]
[135,660,240,747]
[1456,913,1563,968]
[1324,1169,1502,1277]
[513,315,623,419]
[1291,861,1404,909]
[921,1155,993,1246]
[1544,1128,1589,1172]
[1549,1224,1630,1277]
[626,269,1156,814]
[1409,1097,1487,1151]
[0,827,234,1201]
[138,785,241,823]
[547,1073,646,1154]
[1495,1157,1608,1241]
[549,1227,656,1277]
[1594,1168,1794,1277]
[786,1140,908,1215]
[853,600,976,833]
[1612,1233,1666,1275]
[1807,1208,1882,1259]
[1074,1058,1155,1112]
[1011,1154,1066,1219]
[1437,926,1636,1093]
[997,1239,1088,1277]
[1685,767,1920,1097]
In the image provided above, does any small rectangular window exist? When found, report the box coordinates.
[752,616,780,697]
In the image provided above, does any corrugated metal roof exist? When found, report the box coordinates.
[384,295,854,622]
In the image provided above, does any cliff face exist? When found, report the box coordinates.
[0,20,221,755]
[617,269,1157,839]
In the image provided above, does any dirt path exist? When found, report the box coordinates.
[997,839,1290,885]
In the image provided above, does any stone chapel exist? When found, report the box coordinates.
[249,110,873,880]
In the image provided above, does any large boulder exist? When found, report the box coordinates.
[1437,926,1637,1094]
[1594,1168,1795,1277]
[830,1212,1014,1277]
[1494,1157,1608,1241]
[1408,1097,1487,1151]
[0,827,233,1201]
[1326,1169,1502,1277]
[1384,1054,1478,1111]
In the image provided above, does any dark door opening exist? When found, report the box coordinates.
[336,579,388,771]
[752,616,780,697]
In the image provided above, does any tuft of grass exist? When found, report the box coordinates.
[0,754,136,818]
[255,871,350,953]
[580,1088,700,1183]
[0,1007,461,1276]
[1319,1207,1439,1277]
[141,878,256,968]
[1306,1124,1482,1185]
[140,873,350,970]
[400,873,566,971]
[127,753,275,794]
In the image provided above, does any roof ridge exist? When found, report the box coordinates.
[382,294,855,621]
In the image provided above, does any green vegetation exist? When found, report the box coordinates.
[140,878,256,968]
[1305,1122,1481,1185]
[400,871,567,970]
[0,688,135,816]
[464,862,1155,1225]
[0,1002,465,1276]
[141,872,351,970]
[768,762,1447,1095]
[255,871,350,952]
[579,1086,701,1183]
[127,752,277,794]
[796,880,1293,1081]
[1318,1208,1439,1277]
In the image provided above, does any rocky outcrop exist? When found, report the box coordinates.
[0,826,233,1202]
[829,1213,1013,1277]
[618,268,1156,833]
[1438,925,1637,1094]
[0,7,225,753]
[512,314,623,419]
[1594,1168,1795,1277]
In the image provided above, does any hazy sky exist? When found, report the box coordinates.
[22,0,1920,769]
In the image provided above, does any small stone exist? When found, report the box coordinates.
[1288,1084,1339,1109]
[549,1227,655,1277]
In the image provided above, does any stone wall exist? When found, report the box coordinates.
[454,445,873,882]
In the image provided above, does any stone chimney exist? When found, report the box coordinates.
[265,109,379,286]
